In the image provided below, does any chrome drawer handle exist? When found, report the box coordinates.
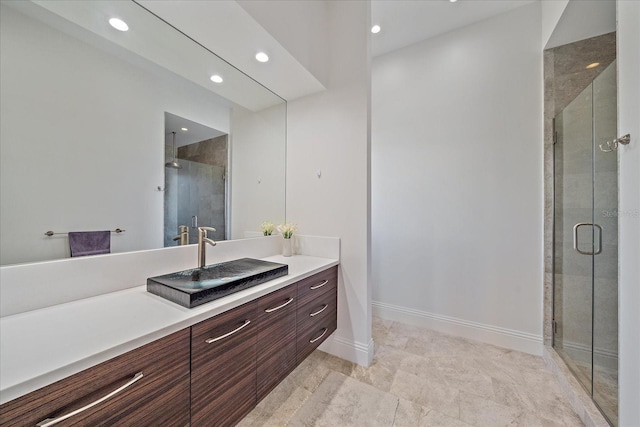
[206,320,251,344]
[310,280,329,290]
[309,304,328,317]
[36,372,144,427]
[310,328,328,343]
[265,297,294,313]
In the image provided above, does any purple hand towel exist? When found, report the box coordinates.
[68,231,111,257]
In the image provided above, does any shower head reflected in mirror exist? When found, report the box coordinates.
[165,131,182,169]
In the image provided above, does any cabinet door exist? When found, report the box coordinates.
[191,300,258,427]
[0,329,190,427]
[256,284,297,402]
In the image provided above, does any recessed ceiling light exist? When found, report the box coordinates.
[371,25,381,34]
[210,74,223,83]
[586,62,600,69]
[255,52,269,63]
[181,127,188,132]
[449,0,458,3]
[108,18,129,32]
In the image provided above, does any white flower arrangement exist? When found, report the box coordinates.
[277,222,297,239]
[260,221,276,236]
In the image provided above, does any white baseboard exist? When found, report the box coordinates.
[372,301,543,356]
[318,332,374,367]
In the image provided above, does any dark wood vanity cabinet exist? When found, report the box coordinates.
[256,283,298,402]
[190,300,258,427]
[0,266,338,427]
[0,329,191,427]
[190,269,336,425]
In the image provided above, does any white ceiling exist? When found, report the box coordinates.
[137,0,325,102]
[165,112,226,148]
[19,0,282,111]
[15,0,613,109]
[371,0,537,57]
[130,0,543,99]
[545,0,616,49]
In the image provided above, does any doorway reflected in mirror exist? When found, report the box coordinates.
[164,112,228,246]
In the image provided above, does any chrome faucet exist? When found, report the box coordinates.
[172,225,189,246]
[197,227,217,268]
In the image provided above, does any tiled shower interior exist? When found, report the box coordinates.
[164,135,228,245]
[549,32,618,426]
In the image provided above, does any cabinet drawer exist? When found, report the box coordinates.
[296,285,337,328]
[0,329,190,427]
[296,266,338,307]
[256,284,297,402]
[297,308,337,363]
[191,300,258,427]
[256,283,297,326]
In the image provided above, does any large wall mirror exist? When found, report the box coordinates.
[0,0,286,266]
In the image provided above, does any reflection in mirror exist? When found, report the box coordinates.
[164,112,228,245]
[0,0,286,266]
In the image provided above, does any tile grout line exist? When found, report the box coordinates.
[390,398,400,426]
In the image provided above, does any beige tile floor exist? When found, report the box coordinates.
[238,317,584,426]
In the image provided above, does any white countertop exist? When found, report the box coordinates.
[0,254,338,404]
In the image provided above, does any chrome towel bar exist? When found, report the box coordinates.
[44,228,125,237]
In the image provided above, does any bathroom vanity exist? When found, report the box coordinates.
[0,256,338,426]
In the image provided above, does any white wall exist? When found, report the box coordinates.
[285,1,372,365]
[207,0,372,365]
[230,103,287,238]
[617,1,640,425]
[0,4,230,265]
[372,3,544,354]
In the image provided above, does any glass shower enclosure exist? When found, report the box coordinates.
[163,113,229,247]
[553,59,618,426]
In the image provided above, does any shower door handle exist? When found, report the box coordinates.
[573,223,602,255]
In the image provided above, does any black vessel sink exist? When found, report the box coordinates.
[147,258,288,308]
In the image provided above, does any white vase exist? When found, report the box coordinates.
[282,238,293,257]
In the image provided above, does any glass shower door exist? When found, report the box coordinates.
[554,79,595,395]
[592,61,618,426]
[553,60,618,426]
